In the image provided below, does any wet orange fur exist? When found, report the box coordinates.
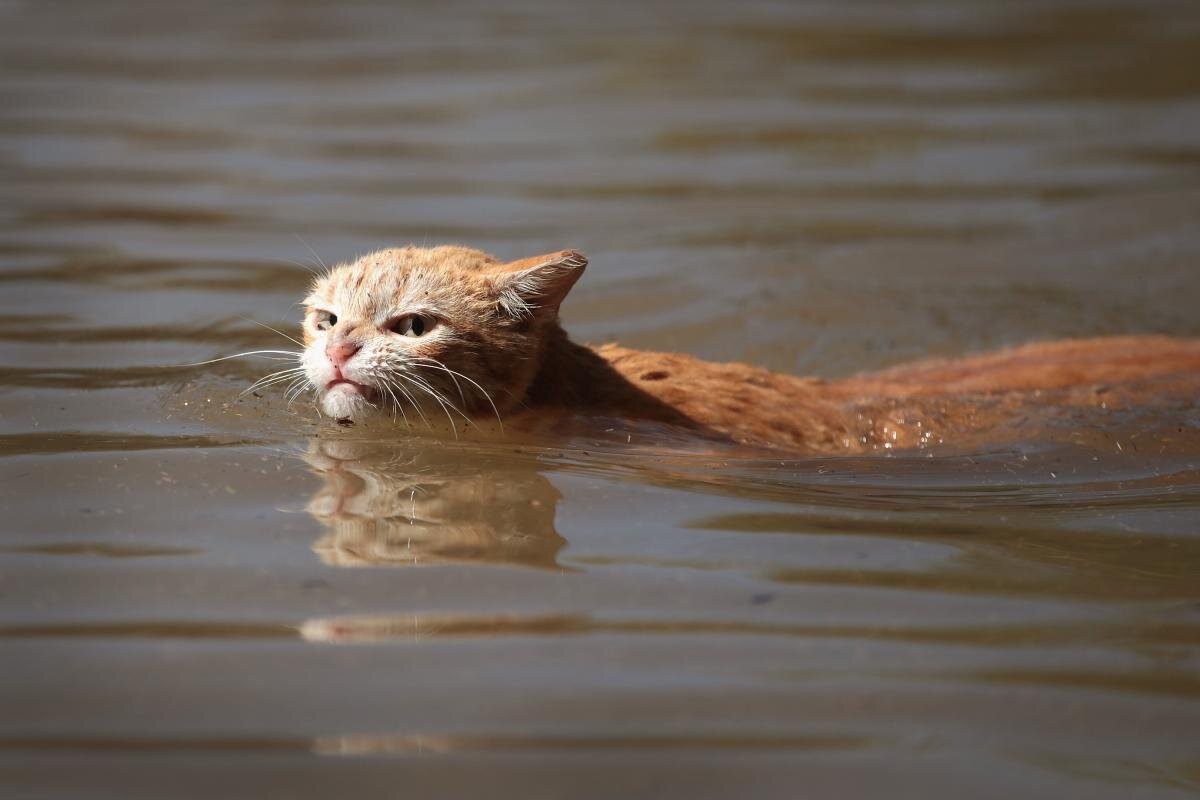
[301,246,1200,454]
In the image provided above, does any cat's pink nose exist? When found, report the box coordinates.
[325,340,361,369]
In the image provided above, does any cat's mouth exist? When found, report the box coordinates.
[327,377,363,390]
[325,378,380,403]
[319,377,381,422]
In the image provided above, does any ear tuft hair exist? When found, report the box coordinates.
[495,250,587,320]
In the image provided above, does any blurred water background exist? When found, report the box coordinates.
[1,1,1199,797]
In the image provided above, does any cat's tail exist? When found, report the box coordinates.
[835,335,1200,400]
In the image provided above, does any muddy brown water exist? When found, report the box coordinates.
[2,1,1200,798]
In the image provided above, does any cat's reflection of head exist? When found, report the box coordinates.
[303,438,566,569]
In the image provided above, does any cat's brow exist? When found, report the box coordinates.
[376,304,447,323]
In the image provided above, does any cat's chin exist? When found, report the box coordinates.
[320,384,375,422]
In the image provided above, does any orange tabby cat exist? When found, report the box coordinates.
[300,246,1200,453]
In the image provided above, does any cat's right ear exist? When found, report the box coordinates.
[491,250,587,320]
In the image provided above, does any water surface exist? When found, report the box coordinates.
[2,1,1200,797]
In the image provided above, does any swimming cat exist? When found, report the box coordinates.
[298,245,1200,453]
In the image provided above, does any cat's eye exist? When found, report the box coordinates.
[314,311,337,331]
[391,314,433,338]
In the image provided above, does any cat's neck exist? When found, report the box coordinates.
[521,324,694,426]
[523,324,624,408]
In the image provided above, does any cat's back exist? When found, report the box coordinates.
[594,343,856,452]
[833,335,1200,400]
[591,335,1200,453]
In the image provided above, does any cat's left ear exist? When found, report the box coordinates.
[492,249,587,320]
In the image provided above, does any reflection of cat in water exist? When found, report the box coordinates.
[291,245,1200,453]
[304,439,566,569]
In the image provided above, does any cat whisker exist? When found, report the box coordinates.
[282,373,304,392]
[234,315,306,348]
[283,384,303,408]
[283,383,303,406]
[402,370,471,426]
[273,256,323,278]
[379,382,411,429]
[411,356,465,404]
[172,349,302,368]
[397,374,455,436]
[372,379,402,427]
[242,366,309,396]
[397,372,463,438]
[242,378,303,399]
[405,376,465,436]
[383,375,433,431]
[244,365,307,388]
[285,376,313,408]
[243,374,307,397]
[411,357,504,432]
[293,234,330,274]
[375,381,397,423]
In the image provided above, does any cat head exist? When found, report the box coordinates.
[301,245,586,423]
